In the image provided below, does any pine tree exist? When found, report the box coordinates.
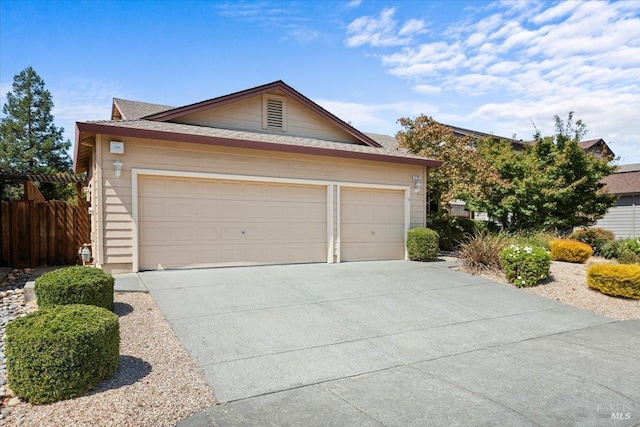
[0,66,73,200]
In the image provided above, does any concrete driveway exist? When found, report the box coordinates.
[136,261,640,426]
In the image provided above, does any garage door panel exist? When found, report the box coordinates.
[340,188,405,262]
[139,199,166,218]
[138,176,327,270]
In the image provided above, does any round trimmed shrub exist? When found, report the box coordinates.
[569,228,615,257]
[549,239,593,263]
[500,244,551,287]
[35,266,114,310]
[587,263,640,299]
[6,304,120,404]
[407,227,439,261]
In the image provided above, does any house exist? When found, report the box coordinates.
[578,139,615,159]
[73,81,441,273]
[595,164,640,238]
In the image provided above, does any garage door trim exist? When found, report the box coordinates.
[131,168,410,272]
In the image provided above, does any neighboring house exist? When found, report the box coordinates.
[595,164,640,238]
[578,139,615,159]
[74,81,441,273]
[445,124,526,153]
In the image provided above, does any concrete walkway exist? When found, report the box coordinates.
[135,261,639,426]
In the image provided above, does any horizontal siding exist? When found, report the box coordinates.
[595,200,639,239]
[99,136,426,268]
[172,93,361,144]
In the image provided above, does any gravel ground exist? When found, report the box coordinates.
[3,291,216,427]
[457,257,640,321]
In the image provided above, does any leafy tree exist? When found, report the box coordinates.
[396,115,506,248]
[0,66,73,200]
[398,112,617,234]
[476,112,617,231]
[396,115,504,214]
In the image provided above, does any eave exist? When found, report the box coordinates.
[73,121,442,173]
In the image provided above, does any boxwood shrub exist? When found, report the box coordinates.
[5,304,120,404]
[587,263,640,299]
[500,244,551,287]
[549,239,593,263]
[35,266,114,310]
[407,228,439,261]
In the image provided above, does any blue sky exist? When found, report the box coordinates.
[1,0,639,163]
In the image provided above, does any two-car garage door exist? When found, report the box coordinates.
[137,175,407,271]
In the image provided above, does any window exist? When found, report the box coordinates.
[262,94,287,132]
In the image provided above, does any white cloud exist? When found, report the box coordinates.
[315,98,439,134]
[413,84,441,95]
[51,79,129,142]
[345,8,426,47]
[399,19,426,36]
[214,2,318,44]
[344,0,362,9]
[531,0,580,24]
[344,1,640,162]
[0,82,11,112]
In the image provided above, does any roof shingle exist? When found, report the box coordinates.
[602,167,640,195]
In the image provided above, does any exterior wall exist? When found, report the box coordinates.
[595,195,639,239]
[171,92,361,144]
[96,135,426,273]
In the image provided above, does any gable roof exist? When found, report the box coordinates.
[602,165,640,195]
[142,80,382,148]
[74,81,442,173]
[112,98,173,120]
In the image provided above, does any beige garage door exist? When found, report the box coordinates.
[138,176,327,270]
[340,187,406,262]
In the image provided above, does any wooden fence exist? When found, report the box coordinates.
[0,183,89,268]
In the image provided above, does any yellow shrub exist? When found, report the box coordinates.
[587,263,640,299]
[550,239,593,263]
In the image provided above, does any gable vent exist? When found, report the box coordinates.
[263,95,287,132]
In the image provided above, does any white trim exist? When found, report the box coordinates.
[336,185,341,263]
[404,188,411,260]
[130,168,411,272]
[327,185,335,263]
[131,168,140,273]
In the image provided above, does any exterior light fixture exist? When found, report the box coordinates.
[412,175,422,193]
[114,159,122,177]
[79,244,92,264]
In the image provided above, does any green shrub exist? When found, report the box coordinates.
[458,232,509,273]
[6,304,120,404]
[509,231,556,251]
[407,228,439,261]
[618,239,640,265]
[569,228,615,257]
[598,238,640,263]
[599,239,625,259]
[623,238,640,256]
[587,263,640,299]
[35,266,114,310]
[427,214,486,250]
[549,239,593,263]
[500,244,551,287]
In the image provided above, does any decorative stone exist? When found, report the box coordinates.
[7,396,21,406]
